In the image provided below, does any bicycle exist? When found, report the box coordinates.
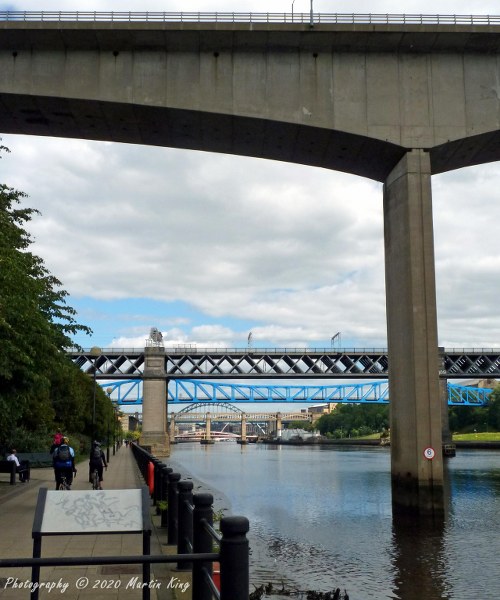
[91,468,100,490]
[57,468,76,491]
[57,476,71,491]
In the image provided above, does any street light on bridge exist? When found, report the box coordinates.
[106,387,113,463]
[90,346,101,442]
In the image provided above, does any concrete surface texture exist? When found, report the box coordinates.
[0,22,499,180]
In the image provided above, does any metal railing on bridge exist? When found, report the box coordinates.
[0,11,500,25]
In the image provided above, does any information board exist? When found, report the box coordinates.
[40,489,144,534]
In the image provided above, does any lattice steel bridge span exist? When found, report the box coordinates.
[70,347,500,379]
[100,378,492,407]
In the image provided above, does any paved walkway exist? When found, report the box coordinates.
[0,447,191,600]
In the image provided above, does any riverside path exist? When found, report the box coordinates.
[0,446,190,600]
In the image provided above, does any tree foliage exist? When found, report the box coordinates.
[315,404,389,438]
[0,143,113,453]
[314,385,500,440]
[486,386,500,430]
[448,385,500,433]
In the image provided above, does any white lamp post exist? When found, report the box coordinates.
[106,387,113,462]
[90,346,101,442]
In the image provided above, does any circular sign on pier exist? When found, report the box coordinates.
[423,447,436,460]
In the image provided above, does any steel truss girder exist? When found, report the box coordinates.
[72,349,391,378]
[71,348,500,378]
[100,379,492,406]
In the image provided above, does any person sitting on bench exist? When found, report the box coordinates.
[6,448,29,482]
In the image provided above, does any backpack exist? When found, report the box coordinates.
[57,445,70,462]
[92,447,101,460]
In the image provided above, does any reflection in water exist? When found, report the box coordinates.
[391,515,450,600]
[171,444,500,599]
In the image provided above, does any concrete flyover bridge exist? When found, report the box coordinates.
[2,11,500,514]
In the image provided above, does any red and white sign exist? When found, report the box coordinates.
[423,447,436,460]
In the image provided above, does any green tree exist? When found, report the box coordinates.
[287,420,315,431]
[448,405,489,433]
[315,404,389,438]
[0,143,92,452]
[486,386,500,431]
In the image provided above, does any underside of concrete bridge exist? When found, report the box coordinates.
[1,18,499,515]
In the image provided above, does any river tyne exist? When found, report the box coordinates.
[169,443,500,600]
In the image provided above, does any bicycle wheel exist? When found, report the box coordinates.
[92,470,100,490]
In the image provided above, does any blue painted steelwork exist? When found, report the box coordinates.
[171,379,390,404]
[447,383,493,406]
[99,379,493,406]
[102,379,142,404]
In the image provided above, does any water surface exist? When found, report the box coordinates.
[170,443,500,599]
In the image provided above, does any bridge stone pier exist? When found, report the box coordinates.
[240,415,247,444]
[140,345,169,456]
[2,15,500,514]
[269,413,283,439]
[201,412,215,445]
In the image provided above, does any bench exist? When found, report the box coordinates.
[0,460,17,485]
[17,452,53,468]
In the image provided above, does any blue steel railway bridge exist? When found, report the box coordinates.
[99,377,493,408]
[100,377,493,444]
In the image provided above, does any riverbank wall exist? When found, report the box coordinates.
[263,438,381,446]
[264,438,500,449]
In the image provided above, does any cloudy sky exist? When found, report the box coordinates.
[2,0,500,356]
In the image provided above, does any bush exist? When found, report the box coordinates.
[1,427,52,456]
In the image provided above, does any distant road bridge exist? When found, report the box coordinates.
[172,402,309,423]
[101,379,493,407]
[169,401,310,443]
[72,347,500,379]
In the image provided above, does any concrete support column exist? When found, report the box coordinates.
[201,412,214,445]
[383,149,444,516]
[141,346,169,456]
[169,413,176,442]
[276,413,282,438]
[440,377,454,456]
[240,415,247,444]
[438,348,453,454]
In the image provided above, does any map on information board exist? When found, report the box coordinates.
[40,489,144,533]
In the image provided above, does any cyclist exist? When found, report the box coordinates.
[89,441,107,489]
[52,437,76,490]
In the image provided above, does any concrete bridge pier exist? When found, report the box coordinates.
[437,349,454,456]
[140,346,169,456]
[201,412,215,445]
[383,149,444,516]
[168,412,176,442]
[239,415,248,444]
[275,413,282,439]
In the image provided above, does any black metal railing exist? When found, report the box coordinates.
[131,442,249,600]
[0,444,249,600]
